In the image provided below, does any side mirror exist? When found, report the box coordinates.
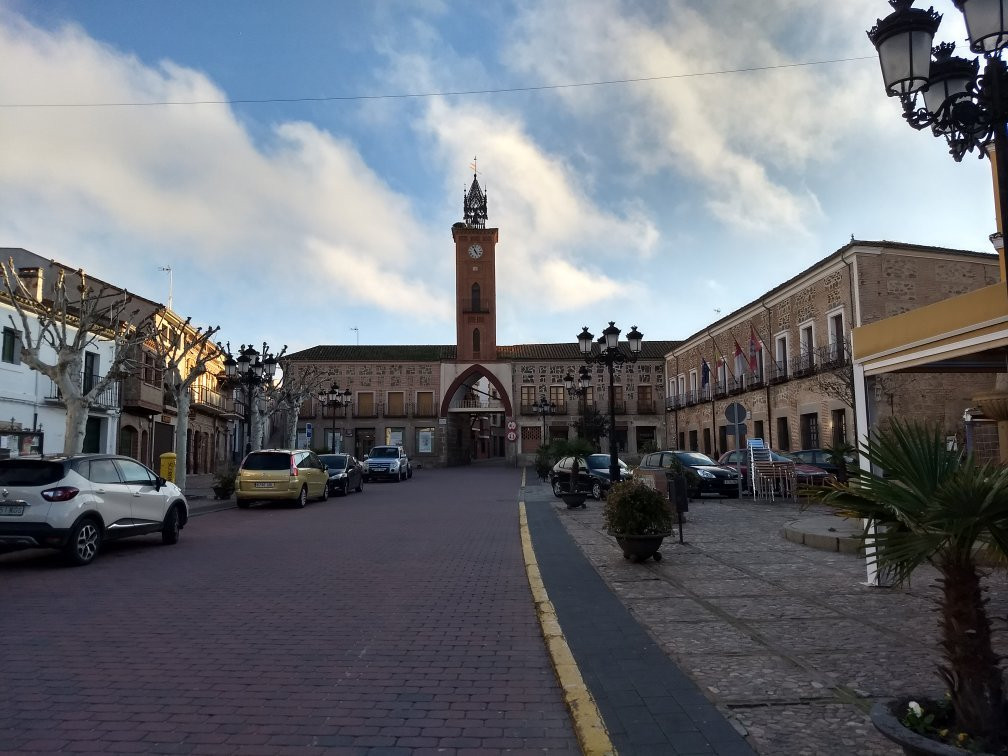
[363,455,369,461]
[155,476,165,491]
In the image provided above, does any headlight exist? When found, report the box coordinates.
[697,469,715,479]
[390,461,400,470]
[362,461,370,471]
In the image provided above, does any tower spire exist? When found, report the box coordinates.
[463,160,488,229]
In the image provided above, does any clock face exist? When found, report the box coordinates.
[467,243,484,259]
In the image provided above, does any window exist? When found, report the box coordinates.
[1,327,21,364]
[612,385,625,411]
[142,351,162,386]
[521,385,538,411]
[416,391,435,417]
[800,412,819,449]
[689,370,698,400]
[702,428,711,456]
[549,385,565,411]
[471,282,480,312]
[385,428,405,446]
[776,416,791,450]
[775,334,788,379]
[831,408,847,446]
[688,430,698,451]
[678,431,685,449]
[472,328,480,355]
[753,420,764,442]
[114,458,156,485]
[386,391,405,417]
[799,323,815,371]
[417,427,435,454]
[87,459,122,484]
[357,392,374,417]
[718,425,728,455]
[637,385,653,413]
[636,426,656,452]
[83,351,100,393]
[828,310,846,363]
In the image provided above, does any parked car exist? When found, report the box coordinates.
[319,453,364,496]
[636,450,741,498]
[716,449,834,489]
[549,454,632,500]
[788,448,856,478]
[235,449,329,508]
[362,446,412,482]
[0,454,189,566]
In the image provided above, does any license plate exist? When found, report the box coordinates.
[0,503,25,516]
[253,482,274,488]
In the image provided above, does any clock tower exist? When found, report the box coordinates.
[453,173,498,362]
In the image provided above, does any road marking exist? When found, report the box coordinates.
[519,500,615,756]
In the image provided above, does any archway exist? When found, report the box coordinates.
[440,364,513,466]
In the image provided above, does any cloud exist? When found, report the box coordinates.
[0,9,445,347]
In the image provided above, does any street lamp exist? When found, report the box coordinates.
[867,0,1008,279]
[318,382,351,453]
[578,322,643,485]
[220,341,284,456]
[564,365,592,425]
[531,394,557,445]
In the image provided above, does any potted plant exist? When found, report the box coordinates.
[212,464,238,500]
[603,478,674,562]
[816,420,1008,754]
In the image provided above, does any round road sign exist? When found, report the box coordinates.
[506,430,517,442]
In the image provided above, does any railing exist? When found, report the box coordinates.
[713,379,728,399]
[768,359,788,385]
[190,384,229,413]
[456,398,506,411]
[48,376,120,409]
[353,403,379,418]
[413,402,437,418]
[384,402,408,418]
[816,341,848,370]
[792,351,815,377]
[636,400,656,414]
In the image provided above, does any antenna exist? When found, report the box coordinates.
[350,327,359,345]
[159,266,173,311]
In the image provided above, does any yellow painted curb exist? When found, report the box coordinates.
[519,500,616,756]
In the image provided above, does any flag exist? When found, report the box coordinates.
[733,339,744,360]
[700,358,710,387]
[749,326,759,372]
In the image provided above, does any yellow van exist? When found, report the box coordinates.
[235,449,329,509]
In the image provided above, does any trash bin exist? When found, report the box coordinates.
[159,452,176,483]
[665,471,688,513]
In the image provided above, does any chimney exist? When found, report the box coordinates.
[17,267,43,302]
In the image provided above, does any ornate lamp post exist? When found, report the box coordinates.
[220,342,281,456]
[578,322,643,485]
[532,394,557,445]
[867,0,1008,254]
[318,382,351,453]
[564,365,592,424]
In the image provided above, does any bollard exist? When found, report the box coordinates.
[159,452,177,483]
[665,471,689,544]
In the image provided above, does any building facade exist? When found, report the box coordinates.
[664,241,1001,459]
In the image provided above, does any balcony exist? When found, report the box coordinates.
[792,351,815,378]
[191,384,229,415]
[461,301,492,314]
[768,359,789,385]
[413,402,437,418]
[121,375,164,415]
[455,397,506,412]
[47,375,120,410]
[636,400,657,414]
[353,403,379,419]
[816,341,848,370]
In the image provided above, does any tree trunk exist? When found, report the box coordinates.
[285,410,298,450]
[63,396,89,454]
[251,397,264,451]
[173,390,192,493]
[939,556,1007,747]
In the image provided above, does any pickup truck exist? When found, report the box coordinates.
[362,445,412,482]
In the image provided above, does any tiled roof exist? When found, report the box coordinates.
[286,341,680,363]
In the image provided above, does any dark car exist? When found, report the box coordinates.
[549,454,631,500]
[637,450,741,498]
[717,449,834,489]
[319,453,364,496]
[789,448,856,478]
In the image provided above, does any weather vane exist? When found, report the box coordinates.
[470,155,477,177]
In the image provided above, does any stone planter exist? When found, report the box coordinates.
[612,533,671,562]
[870,699,994,756]
[561,492,588,509]
[212,485,233,500]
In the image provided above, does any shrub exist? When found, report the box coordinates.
[603,479,673,535]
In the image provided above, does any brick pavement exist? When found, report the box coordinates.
[0,466,578,755]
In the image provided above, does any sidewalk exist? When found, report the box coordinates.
[178,473,234,516]
[525,479,1008,755]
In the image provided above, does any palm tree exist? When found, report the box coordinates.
[819,420,1008,748]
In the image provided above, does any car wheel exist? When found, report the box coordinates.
[161,505,181,545]
[407,465,413,479]
[591,481,602,500]
[396,469,403,482]
[320,483,329,502]
[296,486,308,508]
[64,517,101,566]
[551,479,563,497]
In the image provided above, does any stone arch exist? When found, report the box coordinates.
[439,364,513,417]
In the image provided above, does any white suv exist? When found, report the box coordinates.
[362,446,412,482]
[0,455,189,566]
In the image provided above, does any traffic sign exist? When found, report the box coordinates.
[305,422,313,439]
[506,430,517,442]
[506,420,517,431]
[724,402,748,424]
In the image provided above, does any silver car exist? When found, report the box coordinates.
[0,454,189,566]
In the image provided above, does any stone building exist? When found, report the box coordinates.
[664,241,1000,458]
[283,175,676,467]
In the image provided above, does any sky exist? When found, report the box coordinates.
[0,1,999,356]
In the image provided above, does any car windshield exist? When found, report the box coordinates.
[676,452,716,466]
[585,454,627,470]
[241,452,292,471]
[0,459,66,485]
[370,447,399,459]
[319,455,347,468]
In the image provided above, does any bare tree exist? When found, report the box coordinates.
[146,314,221,493]
[806,343,855,410]
[1,258,156,454]
[267,360,328,450]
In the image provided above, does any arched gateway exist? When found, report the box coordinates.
[440,364,514,466]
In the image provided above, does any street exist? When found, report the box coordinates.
[0,466,579,754]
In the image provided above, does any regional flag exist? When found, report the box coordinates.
[748,326,759,372]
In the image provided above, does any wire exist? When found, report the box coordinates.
[0,55,874,109]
